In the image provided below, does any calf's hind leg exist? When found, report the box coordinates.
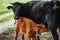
[27,34,31,40]
[21,34,24,40]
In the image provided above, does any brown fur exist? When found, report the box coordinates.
[14,17,50,40]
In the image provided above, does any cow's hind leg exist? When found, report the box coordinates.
[45,13,59,40]
[48,22,59,40]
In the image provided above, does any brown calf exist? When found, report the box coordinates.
[14,17,50,40]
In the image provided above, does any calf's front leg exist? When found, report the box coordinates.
[14,23,19,40]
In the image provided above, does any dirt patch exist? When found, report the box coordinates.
[0,29,60,40]
[0,29,22,40]
[0,30,14,40]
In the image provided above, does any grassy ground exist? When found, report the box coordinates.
[5,24,15,31]
[0,1,9,15]
[0,15,13,24]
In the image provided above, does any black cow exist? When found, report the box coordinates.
[7,1,40,40]
[7,1,39,19]
[7,1,60,40]
[31,1,60,40]
[14,1,60,40]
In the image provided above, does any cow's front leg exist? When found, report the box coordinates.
[50,26,59,40]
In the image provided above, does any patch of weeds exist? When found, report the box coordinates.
[0,15,13,23]
[0,9,10,15]
[5,24,15,31]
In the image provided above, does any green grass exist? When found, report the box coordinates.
[5,24,15,31]
[0,9,10,15]
[41,32,48,35]
[0,0,31,15]
[0,15,13,23]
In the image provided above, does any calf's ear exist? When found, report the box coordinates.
[7,6,13,10]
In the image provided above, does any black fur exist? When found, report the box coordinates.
[7,1,39,19]
[15,1,60,40]
[31,1,60,40]
[7,1,60,40]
